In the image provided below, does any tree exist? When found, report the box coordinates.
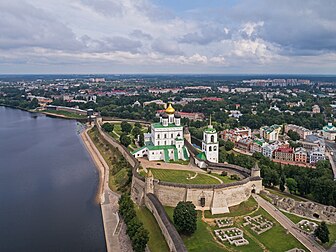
[279,173,286,192]
[121,121,132,134]
[134,122,142,128]
[287,130,300,141]
[224,141,235,151]
[120,133,131,147]
[132,225,149,252]
[132,126,142,137]
[28,98,39,109]
[139,133,144,147]
[286,178,298,194]
[173,201,197,235]
[314,222,329,244]
[102,122,114,132]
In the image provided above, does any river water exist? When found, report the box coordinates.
[0,107,106,252]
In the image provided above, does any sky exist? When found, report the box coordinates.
[0,0,336,74]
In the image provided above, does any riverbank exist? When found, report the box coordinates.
[81,127,132,252]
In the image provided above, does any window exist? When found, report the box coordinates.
[209,146,212,151]
[157,134,160,139]
[214,146,217,151]
[164,134,167,138]
[171,133,173,138]
[211,135,214,142]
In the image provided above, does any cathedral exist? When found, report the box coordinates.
[132,103,189,162]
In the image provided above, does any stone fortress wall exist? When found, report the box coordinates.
[96,119,262,249]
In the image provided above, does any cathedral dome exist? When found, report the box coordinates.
[165,103,175,114]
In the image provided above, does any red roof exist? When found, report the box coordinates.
[275,147,293,153]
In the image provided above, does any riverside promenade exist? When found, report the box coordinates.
[81,128,122,252]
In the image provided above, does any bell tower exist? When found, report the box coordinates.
[201,116,219,163]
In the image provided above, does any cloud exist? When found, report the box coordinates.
[0,0,336,73]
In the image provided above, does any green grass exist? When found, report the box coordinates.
[245,208,307,252]
[113,123,123,135]
[280,210,336,249]
[135,206,170,252]
[147,168,221,185]
[169,159,190,165]
[44,109,86,119]
[164,207,228,252]
[204,197,258,218]
[209,173,239,184]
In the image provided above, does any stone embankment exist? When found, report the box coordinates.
[81,128,123,252]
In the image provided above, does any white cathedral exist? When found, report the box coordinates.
[132,103,190,162]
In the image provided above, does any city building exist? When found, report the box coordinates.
[284,124,312,140]
[312,105,321,114]
[260,125,282,142]
[236,138,253,152]
[294,147,308,163]
[309,148,325,164]
[274,147,294,162]
[250,139,266,153]
[220,127,251,143]
[262,143,279,159]
[322,123,336,141]
[132,103,189,162]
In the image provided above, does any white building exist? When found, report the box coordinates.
[322,123,336,141]
[309,148,325,164]
[201,119,219,163]
[262,143,279,159]
[132,103,189,162]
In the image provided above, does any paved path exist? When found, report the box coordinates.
[81,129,122,252]
[253,194,325,252]
[325,140,336,180]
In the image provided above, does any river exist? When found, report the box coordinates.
[0,107,106,252]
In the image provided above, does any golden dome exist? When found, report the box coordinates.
[165,103,175,114]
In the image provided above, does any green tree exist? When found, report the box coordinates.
[173,201,197,235]
[139,133,144,147]
[279,173,286,192]
[134,122,142,128]
[120,133,131,147]
[102,122,114,132]
[28,98,39,109]
[287,130,300,141]
[314,222,329,244]
[224,141,235,151]
[286,178,298,194]
[121,121,132,134]
[132,126,142,137]
[132,225,149,252]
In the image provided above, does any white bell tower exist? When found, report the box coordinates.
[201,116,219,163]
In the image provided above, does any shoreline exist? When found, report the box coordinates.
[80,127,122,252]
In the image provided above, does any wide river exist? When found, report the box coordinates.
[0,107,106,252]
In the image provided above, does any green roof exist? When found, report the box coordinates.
[152,122,182,129]
[196,152,207,161]
[204,127,216,134]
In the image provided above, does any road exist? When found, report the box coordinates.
[325,140,336,180]
[253,194,325,252]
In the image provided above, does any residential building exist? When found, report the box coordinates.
[220,127,251,143]
[236,138,253,152]
[312,105,321,114]
[262,143,279,159]
[250,139,266,153]
[284,124,312,140]
[274,147,294,162]
[260,125,282,142]
[309,148,325,164]
[294,147,308,163]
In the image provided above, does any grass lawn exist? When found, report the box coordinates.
[113,123,123,135]
[245,208,307,252]
[169,160,190,165]
[164,207,228,252]
[135,206,170,252]
[209,173,239,184]
[44,109,86,119]
[147,168,221,185]
[281,210,336,249]
[204,196,258,218]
